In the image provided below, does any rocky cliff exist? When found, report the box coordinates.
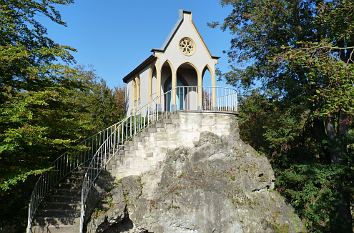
[86,130,305,233]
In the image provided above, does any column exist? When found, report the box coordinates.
[211,69,216,109]
[148,67,152,103]
[132,79,136,109]
[155,62,162,111]
[135,77,140,103]
[197,70,202,110]
[171,69,177,111]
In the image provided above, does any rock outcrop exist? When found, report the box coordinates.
[86,131,305,233]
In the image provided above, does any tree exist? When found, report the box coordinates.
[216,0,353,232]
[0,1,125,231]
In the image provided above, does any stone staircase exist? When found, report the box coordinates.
[31,170,84,233]
[106,111,238,179]
[106,112,180,178]
[29,111,238,232]
[29,113,174,233]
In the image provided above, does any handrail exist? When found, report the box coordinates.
[79,86,238,233]
[26,118,127,233]
[26,86,238,233]
[79,94,162,233]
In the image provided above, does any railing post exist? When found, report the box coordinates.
[28,86,240,233]
[129,116,132,138]
[26,203,31,233]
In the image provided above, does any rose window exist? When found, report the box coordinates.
[179,37,195,56]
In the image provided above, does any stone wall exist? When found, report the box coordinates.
[86,112,306,232]
[107,111,239,179]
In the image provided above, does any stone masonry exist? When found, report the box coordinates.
[106,111,239,179]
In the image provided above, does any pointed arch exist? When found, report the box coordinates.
[202,64,213,77]
[150,64,157,101]
[161,60,174,92]
[176,62,201,110]
[160,60,175,111]
[177,62,200,77]
[162,59,174,72]
[202,64,216,109]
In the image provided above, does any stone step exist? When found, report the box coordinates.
[156,127,167,132]
[31,224,78,233]
[132,136,142,143]
[127,141,135,147]
[168,113,179,119]
[64,176,84,184]
[36,208,80,218]
[109,153,124,164]
[115,161,160,178]
[42,201,80,210]
[57,182,82,190]
[138,131,149,138]
[162,118,173,124]
[147,127,158,133]
[47,194,81,203]
[32,216,80,230]
[107,163,117,173]
[123,145,131,151]
[52,185,81,192]
[155,122,165,128]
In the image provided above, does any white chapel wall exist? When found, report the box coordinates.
[155,12,216,76]
[138,66,150,110]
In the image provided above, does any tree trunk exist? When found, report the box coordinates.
[324,116,341,163]
[331,187,353,233]
[324,114,353,232]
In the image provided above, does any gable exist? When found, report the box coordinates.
[152,10,219,60]
[123,10,219,84]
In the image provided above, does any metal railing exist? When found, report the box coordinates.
[79,86,238,232]
[161,86,238,112]
[79,96,162,233]
[26,119,127,233]
[26,86,238,233]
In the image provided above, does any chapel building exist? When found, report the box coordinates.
[123,10,220,116]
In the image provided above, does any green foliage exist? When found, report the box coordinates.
[0,1,125,231]
[218,0,353,232]
[276,164,353,232]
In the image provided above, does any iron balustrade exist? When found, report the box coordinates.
[26,119,128,233]
[162,86,238,112]
[79,97,162,233]
[79,86,238,232]
[26,86,238,233]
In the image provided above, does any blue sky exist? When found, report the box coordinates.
[42,0,234,88]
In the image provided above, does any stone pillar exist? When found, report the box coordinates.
[171,69,177,111]
[211,69,216,109]
[135,77,140,103]
[148,67,152,103]
[132,79,136,109]
[197,70,202,110]
[155,62,162,111]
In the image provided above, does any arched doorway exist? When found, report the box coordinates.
[164,76,187,111]
[176,63,198,111]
